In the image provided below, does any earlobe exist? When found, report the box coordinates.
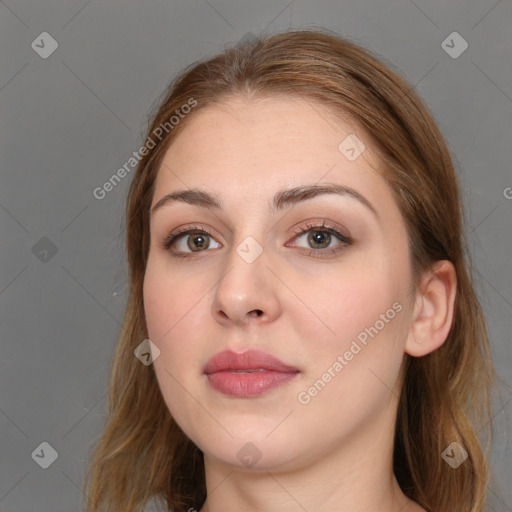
[405,260,457,357]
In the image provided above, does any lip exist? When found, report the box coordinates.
[204,350,299,397]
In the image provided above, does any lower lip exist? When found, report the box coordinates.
[206,370,298,397]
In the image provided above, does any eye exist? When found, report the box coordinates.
[161,225,221,257]
[288,221,352,258]
[161,221,352,259]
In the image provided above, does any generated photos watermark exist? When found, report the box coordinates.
[93,97,198,200]
[297,301,403,405]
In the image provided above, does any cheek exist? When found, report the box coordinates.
[143,260,209,429]
[296,253,408,397]
[295,277,406,429]
[144,255,203,336]
[143,259,197,362]
[309,262,402,345]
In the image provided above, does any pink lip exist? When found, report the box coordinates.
[204,350,299,397]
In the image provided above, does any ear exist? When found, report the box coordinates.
[405,260,457,357]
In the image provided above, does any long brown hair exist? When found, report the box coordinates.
[83,28,495,512]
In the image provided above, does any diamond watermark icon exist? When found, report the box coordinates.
[441,441,468,469]
[237,442,262,468]
[338,134,366,161]
[236,236,263,264]
[441,32,468,59]
[31,32,59,59]
[32,237,58,263]
[134,339,161,365]
[31,441,58,469]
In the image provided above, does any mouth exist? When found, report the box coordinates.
[204,350,300,397]
[222,369,269,373]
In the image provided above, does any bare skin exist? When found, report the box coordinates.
[143,96,455,512]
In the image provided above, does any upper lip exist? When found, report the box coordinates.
[204,350,299,374]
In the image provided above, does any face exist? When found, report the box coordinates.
[143,96,415,472]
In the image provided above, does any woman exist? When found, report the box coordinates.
[84,29,495,512]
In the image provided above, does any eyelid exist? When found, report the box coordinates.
[290,219,351,242]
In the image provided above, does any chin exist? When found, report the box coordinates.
[197,428,306,472]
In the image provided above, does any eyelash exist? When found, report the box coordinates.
[160,221,352,259]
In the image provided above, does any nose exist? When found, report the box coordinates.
[211,241,282,327]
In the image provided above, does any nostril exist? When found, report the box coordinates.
[216,309,263,321]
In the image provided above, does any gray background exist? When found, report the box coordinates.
[0,1,511,511]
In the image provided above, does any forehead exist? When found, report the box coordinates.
[165,96,364,154]
[151,96,399,220]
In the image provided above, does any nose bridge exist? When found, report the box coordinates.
[220,231,267,298]
[211,230,278,324]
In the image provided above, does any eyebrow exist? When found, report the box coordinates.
[150,183,378,218]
